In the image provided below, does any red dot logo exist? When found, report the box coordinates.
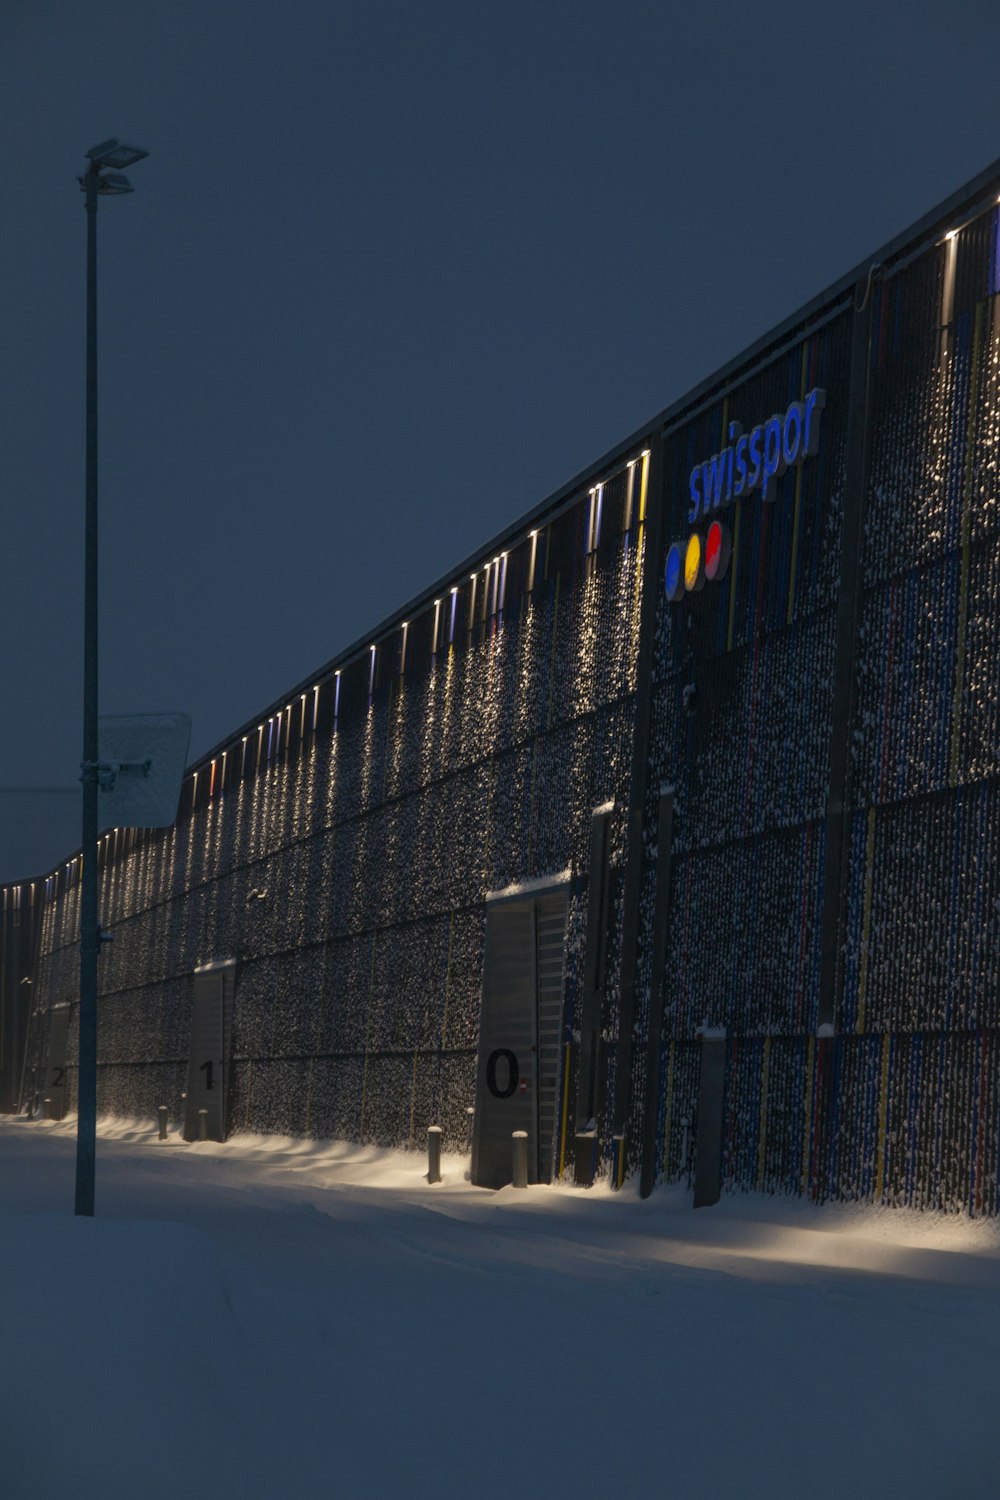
[704,520,731,584]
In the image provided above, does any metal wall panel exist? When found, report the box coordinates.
[472,889,569,1188]
[693,1036,726,1208]
[535,891,569,1185]
[183,960,234,1142]
[43,1003,71,1120]
[472,901,537,1188]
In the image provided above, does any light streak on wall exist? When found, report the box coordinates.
[623,462,636,534]
[586,485,604,556]
[490,557,500,620]
[941,230,958,345]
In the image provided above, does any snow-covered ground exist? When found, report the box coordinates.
[3,1117,999,1499]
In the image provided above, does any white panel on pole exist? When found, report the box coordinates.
[96,712,191,831]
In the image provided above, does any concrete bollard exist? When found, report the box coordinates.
[427,1125,442,1184]
[158,1105,168,1141]
[512,1130,528,1188]
[612,1133,626,1191]
[198,1108,208,1142]
[42,1097,52,1121]
[573,1130,597,1188]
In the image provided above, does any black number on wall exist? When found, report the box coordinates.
[485,1048,519,1099]
[51,1067,65,1088]
[199,1059,214,1090]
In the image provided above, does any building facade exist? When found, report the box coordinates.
[5,160,1000,1211]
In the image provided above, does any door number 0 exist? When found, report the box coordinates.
[485,1048,519,1099]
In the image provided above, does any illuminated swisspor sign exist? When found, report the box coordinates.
[664,387,826,602]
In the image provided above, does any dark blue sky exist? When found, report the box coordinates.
[3,0,1000,880]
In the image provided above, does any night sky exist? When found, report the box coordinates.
[3,0,1000,882]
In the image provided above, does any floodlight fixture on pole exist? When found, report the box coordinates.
[85,137,149,170]
[75,137,147,1218]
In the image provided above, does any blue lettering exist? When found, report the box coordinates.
[668,389,828,602]
[747,425,763,492]
[734,434,749,497]
[782,401,804,467]
[761,416,784,501]
[705,454,727,512]
[726,423,742,503]
[688,466,702,522]
[803,387,826,455]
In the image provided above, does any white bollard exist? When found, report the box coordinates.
[427,1125,443,1184]
[512,1130,528,1188]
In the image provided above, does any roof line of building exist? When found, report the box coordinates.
[9,152,1000,896]
[195,151,1000,776]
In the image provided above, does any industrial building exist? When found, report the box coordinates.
[4,157,1000,1210]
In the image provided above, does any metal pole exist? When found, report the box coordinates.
[427,1124,442,1184]
[75,169,100,1218]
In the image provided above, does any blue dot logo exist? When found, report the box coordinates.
[664,543,684,603]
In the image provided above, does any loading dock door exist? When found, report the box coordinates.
[183,960,235,1142]
[471,887,569,1189]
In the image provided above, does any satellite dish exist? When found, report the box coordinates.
[96,712,191,831]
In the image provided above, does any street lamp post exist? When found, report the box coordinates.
[75,138,147,1217]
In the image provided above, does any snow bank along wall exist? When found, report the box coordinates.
[5,160,1000,1211]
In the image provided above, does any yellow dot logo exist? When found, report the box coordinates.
[684,532,704,593]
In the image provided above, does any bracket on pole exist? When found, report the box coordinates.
[81,758,153,793]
